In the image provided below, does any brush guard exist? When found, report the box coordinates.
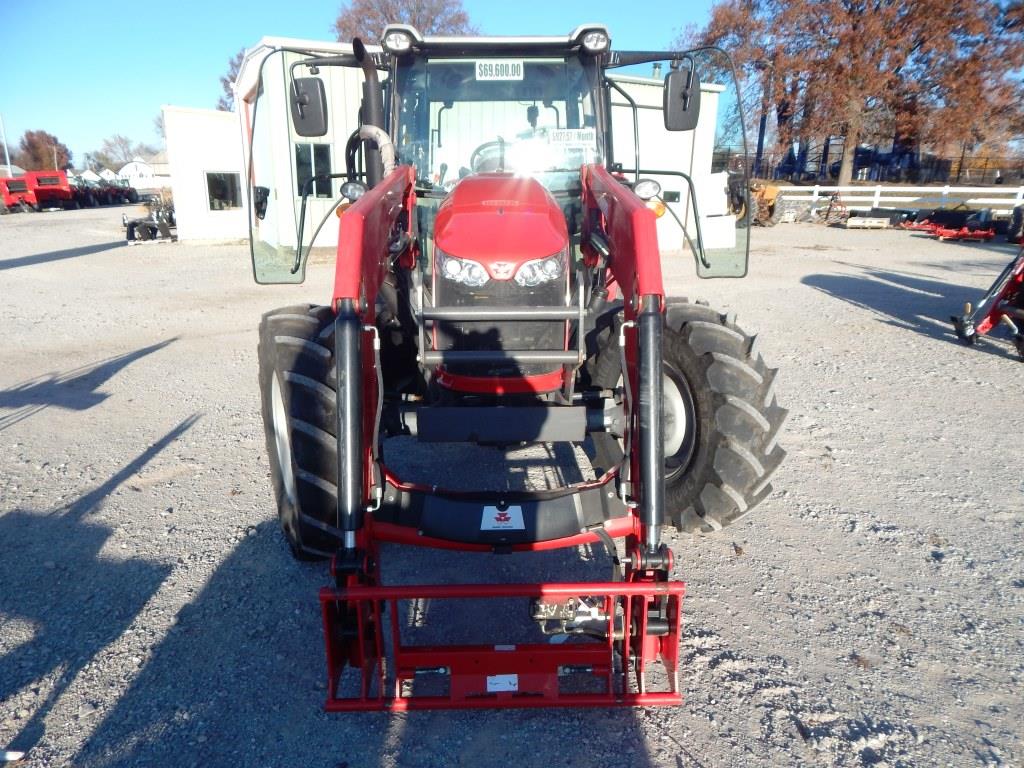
[320,578,684,711]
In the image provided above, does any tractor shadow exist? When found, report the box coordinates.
[802,266,1017,358]
[0,241,125,271]
[0,338,177,432]
[0,416,197,759]
[73,520,664,767]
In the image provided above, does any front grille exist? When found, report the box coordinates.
[6,181,27,192]
[434,278,567,377]
[37,177,60,186]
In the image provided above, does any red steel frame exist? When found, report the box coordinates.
[318,162,684,710]
[320,580,684,711]
[963,247,1024,338]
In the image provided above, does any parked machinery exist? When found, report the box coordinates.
[24,170,75,210]
[245,25,785,709]
[0,176,37,213]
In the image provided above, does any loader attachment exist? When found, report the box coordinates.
[320,579,684,710]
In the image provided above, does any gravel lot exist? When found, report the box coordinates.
[1,206,1021,767]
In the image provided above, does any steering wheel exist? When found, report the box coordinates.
[469,139,508,173]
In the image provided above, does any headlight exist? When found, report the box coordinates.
[437,249,489,287]
[340,180,367,201]
[514,252,565,287]
[633,178,661,200]
[382,30,413,53]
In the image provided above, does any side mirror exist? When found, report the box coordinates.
[663,67,701,131]
[290,77,329,137]
[253,185,269,220]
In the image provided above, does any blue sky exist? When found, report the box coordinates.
[0,0,712,166]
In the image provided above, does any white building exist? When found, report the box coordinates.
[118,152,173,193]
[163,106,247,241]
[235,37,369,258]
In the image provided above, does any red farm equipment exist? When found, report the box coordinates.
[24,170,74,210]
[243,25,786,710]
[903,206,997,242]
[0,176,37,213]
[951,245,1024,360]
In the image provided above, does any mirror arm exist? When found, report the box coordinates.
[287,55,364,83]
[606,48,707,68]
[604,78,640,184]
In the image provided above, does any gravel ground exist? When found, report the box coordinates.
[1,206,1021,767]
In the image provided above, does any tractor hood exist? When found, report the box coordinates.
[434,175,569,271]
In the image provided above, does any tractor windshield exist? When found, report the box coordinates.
[392,55,603,194]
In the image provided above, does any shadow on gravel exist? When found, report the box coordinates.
[0,338,177,432]
[803,267,1015,357]
[0,241,125,271]
[905,234,1021,261]
[75,534,662,766]
[0,415,198,759]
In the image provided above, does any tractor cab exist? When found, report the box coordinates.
[245,26,750,287]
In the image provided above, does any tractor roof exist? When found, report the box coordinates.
[381,23,611,56]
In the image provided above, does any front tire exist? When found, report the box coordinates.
[587,301,787,533]
[258,304,341,559]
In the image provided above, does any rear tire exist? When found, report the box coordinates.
[586,301,787,533]
[258,304,341,559]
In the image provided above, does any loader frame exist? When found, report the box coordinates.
[951,246,1024,359]
[322,159,682,708]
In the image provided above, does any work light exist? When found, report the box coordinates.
[580,30,610,53]
[382,29,413,53]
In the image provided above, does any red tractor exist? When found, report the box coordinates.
[245,25,785,710]
[0,176,37,213]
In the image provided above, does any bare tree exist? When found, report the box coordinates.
[332,0,476,43]
[217,49,246,111]
[86,135,159,172]
[690,0,1024,184]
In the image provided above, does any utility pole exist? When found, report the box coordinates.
[52,142,58,170]
[0,113,11,173]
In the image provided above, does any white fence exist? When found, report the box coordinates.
[779,185,1024,215]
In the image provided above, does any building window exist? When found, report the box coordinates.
[295,143,332,198]
[206,172,241,210]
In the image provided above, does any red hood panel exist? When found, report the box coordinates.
[434,175,568,273]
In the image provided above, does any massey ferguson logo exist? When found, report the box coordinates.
[490,261,515,280]
[481,505,525,530]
